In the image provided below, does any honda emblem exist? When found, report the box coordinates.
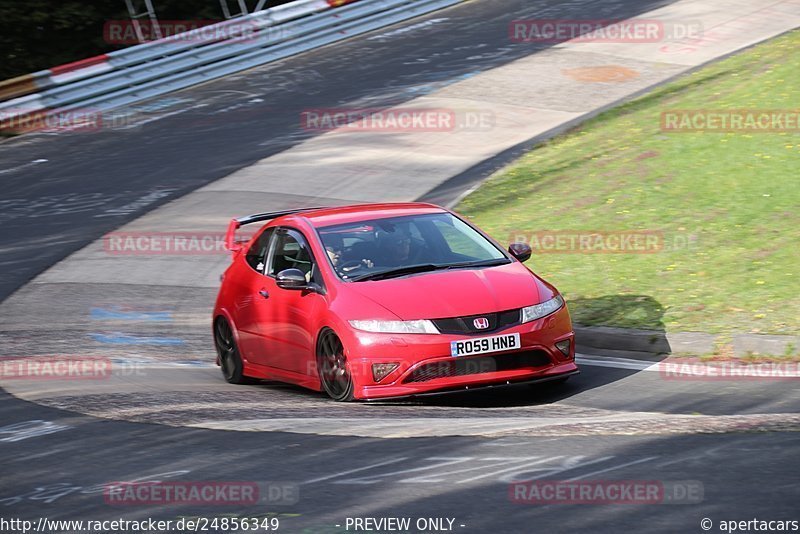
[473,317,489,329]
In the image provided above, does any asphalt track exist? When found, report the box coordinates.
[1,0,799,532]
[0,0,680,302]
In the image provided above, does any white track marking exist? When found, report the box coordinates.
[322,456,630,486]
[0,470,191,506]
[116,103,208,130]
[302,457,408,485]
[400,456,546,484]
[577,354,800,377]
[0,420,69,442]
[453,457,566,485]
[565,456,658,481]
[334,457,474,485]
[367,18,449,41]
[0,158,48,175]
[576,354,661,371]
[499,456,615,484]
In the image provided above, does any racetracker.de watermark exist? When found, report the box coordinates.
[103,481,299,506]
[103,20,278,44]
[103,232,255,255]
[301,108,495,132]
[0,109,110,133]
[0,108,151,134]
[0,356,149,380]
[658,359,800,381]
[509,19,703,43]
[510,480,704,504]
[508,230,699,254]
[661,109,800,132]
[0,356,112,380]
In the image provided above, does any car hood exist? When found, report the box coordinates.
[346,262,554,320]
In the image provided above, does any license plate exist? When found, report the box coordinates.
[450,333,521,357]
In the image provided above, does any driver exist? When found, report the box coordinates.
[377,229,413,267]
[323,233,344,267]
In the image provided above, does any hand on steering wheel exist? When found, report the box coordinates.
[339,259,373,273]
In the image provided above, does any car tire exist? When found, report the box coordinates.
[317,329,355,402]
[214,317,252,385]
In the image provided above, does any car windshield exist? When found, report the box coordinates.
[317,212,509,281]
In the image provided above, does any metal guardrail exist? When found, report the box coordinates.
[0,0,330,104]
[89,0,332,73]
[24,0,409,110]
[0,0,462,127]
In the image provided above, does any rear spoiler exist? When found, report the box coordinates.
[223,207,327,254]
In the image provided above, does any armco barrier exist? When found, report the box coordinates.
[0,0,462,133]
[0,0,331,103]
[0,74,45,101]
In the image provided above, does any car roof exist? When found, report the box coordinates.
[280,202,448,228]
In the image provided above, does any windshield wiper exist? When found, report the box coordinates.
[445,258,511,269]
[349,258,511,282]
[350,264,445,282]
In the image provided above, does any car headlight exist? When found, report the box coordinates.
[349,319,439,334]
[521,295,564,323]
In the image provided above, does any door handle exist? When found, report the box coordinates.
[258,289,269,299]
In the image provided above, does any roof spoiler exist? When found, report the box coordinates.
[223,207,327,254]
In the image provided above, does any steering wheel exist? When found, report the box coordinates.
[339,260,367,274]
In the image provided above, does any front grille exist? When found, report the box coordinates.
[432,309,521,335]
[404,350,552,383]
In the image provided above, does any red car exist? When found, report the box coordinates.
[212,203,578,401]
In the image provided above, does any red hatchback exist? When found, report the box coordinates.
[212,203,578,401]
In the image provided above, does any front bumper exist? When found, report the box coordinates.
[364,368,580,401]
[342,306,577,400]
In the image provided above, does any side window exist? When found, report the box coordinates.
[245,228,275,272]
[267,229,315,280]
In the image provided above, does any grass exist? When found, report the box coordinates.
[457,30,800,335]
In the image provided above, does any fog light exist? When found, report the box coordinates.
[555,339,571,356]
[372,363,399,382]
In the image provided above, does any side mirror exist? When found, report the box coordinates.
[276,268,308,290]
[508,242,532,263]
